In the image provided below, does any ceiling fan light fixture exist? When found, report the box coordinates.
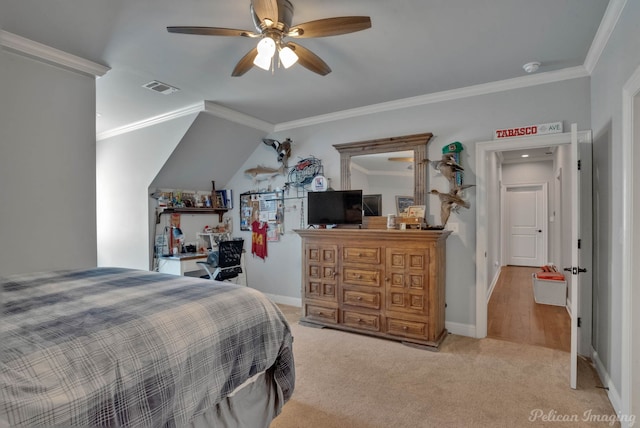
[256,36,276,57]
[279,45,298,68]
[253,37,276,70]
[253,53,272,70]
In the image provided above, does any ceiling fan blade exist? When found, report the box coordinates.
[287,42,331,76]
[232,47,259,77]
[167,26,258,37]
[251,0,280,25]
[288,16,371,38]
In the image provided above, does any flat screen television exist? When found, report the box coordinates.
[307,190,363,226]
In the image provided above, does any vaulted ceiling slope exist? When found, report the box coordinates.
[2,0,611,136]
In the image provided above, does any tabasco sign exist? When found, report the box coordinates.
[494,121,563,139]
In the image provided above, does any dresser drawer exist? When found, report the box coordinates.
[342,289,381,309]
[386,317,428,340]
[342,267,381,287]
[342,310,380,332]
[343,246,381,264]
[305,304,338,324]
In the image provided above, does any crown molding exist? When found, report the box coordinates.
[203,101,274,133]
[96,102,205,141]
[583,0,627,74]
[100,66,589,138]
[274,66,589,131]
[1,30,110,77]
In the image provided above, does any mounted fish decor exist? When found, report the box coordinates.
[244,164,286,183]
[263,138,293,168]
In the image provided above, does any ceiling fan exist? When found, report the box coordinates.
[167,0,371,76]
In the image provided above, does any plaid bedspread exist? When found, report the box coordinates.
[0,267,294,427]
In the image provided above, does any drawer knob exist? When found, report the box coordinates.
[402,326,409,330]
[357,296,362,300]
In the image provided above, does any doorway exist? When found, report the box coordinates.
[475,130,592,354]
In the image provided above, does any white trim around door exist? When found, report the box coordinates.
[621,63,640,427]
[475,130,591,340]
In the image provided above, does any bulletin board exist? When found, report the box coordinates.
[239,190,284,241]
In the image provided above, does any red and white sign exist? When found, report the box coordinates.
[494,121,563,139]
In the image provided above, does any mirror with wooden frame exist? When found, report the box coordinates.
[333,133,433,211]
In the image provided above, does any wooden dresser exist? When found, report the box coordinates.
[295,228,451,349]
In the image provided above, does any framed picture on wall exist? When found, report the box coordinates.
[395,195,414,216]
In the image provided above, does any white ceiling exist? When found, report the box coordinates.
[2,0,611,137]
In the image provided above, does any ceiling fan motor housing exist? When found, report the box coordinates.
[251,0,294,33]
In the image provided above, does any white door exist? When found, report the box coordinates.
[567,123,587,389]
[506,185,546,266]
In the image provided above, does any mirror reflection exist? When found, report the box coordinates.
[334,132,433,211]
[350,150,414,216]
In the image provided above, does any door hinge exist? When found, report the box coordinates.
[578,239,581,249]
[578,317,582,327]
[578,160,582,170]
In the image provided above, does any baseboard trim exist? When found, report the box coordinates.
[591,347,623,417]
[264,293,302,308]
[487,265,502,303]
[446,321,476,338]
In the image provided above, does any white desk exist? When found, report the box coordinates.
[158,253,208,276]
[158,251,248,286]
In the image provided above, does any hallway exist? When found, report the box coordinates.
[488,265,570,352]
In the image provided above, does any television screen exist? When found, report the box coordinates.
[307,190,363,226]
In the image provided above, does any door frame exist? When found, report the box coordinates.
[475,130,592,341]
[621,63,640,425]
[501,182,548,267]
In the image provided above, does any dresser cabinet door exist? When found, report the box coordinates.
[385,247,430,315]
[304,243,339,302]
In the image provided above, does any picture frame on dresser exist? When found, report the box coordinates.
[395,196,414,216]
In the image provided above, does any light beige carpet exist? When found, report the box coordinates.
[271,305,618,428]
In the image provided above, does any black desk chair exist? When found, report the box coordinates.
[197,239,245,284]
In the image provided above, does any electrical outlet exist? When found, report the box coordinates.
[447,222,459,233]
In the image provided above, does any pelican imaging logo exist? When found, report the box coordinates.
[529,409,636,426]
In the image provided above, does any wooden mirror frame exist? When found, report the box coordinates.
[333,132,433,206]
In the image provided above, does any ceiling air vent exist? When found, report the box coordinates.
[142,80,179,95]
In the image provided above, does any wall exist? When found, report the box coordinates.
[96,113,197,269]
[222,77,591,329]
[589,0,640,410]
[96,112,267,270]
[0,49,97,274]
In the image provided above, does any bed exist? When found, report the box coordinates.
[0,267,294,427]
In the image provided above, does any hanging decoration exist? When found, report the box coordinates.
[287,156,323,188]
[428,142,474,226]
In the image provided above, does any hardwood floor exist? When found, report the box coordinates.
[488,265,570,352]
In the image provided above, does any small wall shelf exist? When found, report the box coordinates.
[159,207,228,222]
